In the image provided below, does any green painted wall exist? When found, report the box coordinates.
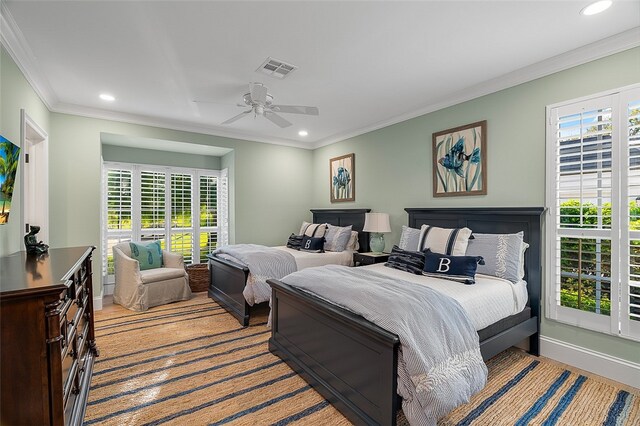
[311,47,640,362]
[0,46,50,256]
[49,113,313,295]
[101,144,222,169]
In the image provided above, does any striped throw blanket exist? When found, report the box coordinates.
[213,244,297,305]
[281,265,488,426]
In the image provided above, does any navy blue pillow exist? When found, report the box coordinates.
[385,245,425,275]
[423,249,484,285]
[286,234,303,250]
[301,235,325,253]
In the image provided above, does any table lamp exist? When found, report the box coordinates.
[363,213,391,254]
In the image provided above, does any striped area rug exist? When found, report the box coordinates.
[86,294,639,425]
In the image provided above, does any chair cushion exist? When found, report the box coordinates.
[140,267,186,284]
[129,241,163,270]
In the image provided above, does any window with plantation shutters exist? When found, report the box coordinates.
[170,172,194,264]
[101,163,228,285]
[199,175,218,262]
[103,167,133,276]
[546,84,640,341]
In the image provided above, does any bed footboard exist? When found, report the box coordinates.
[207,255,251,326]
[268,279,400,426]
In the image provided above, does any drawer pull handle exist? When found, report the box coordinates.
[68,349,77,359]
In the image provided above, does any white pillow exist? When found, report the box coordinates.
[345,231,359,251]
[301,222,327,237]
[324,224,353,252]
[518,242,529,281]
[398,225,421,251]
[418,225,472,256]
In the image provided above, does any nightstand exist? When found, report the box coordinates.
[353,252,390,266]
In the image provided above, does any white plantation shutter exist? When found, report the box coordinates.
[547,84,640,341]
[218,168,229,246]
[620,89,640,340]
[170,172,194,264]
[103,166,133,278]
[198,173,218,262]
[102,163,225,283]
[140,170,166,246]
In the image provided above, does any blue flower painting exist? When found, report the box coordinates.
[432,121,487,197]
[0,135,20,224]
[330,153,355,202]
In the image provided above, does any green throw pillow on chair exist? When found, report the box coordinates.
[129,241,163,270]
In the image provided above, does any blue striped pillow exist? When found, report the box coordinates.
[417,225,472,256]
[385,245,425,275]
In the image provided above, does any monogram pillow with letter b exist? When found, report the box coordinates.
[301,235,325,253]
[422,249,484,284]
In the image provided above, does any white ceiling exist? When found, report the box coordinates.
[2,1,640,149]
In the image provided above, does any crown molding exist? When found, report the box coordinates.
[52,102,310,149]
[0,2,57,110]
[2,1,638,152]
[310,27,640,149]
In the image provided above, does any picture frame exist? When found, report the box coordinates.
[432,120,487,197]
[0,135,20,224]
[330,153,355,202]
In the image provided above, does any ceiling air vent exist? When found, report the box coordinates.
[256,57,297,79]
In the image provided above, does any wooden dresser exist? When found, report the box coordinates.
[0,246,99,426]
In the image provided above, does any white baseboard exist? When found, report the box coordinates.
[93,290,103,311]
[540,336,640,388]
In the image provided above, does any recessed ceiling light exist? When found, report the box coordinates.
[298,130,308,137]
[99,93,115,101]
[580,0,612,15]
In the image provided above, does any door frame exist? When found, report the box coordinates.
[20,109,49,243]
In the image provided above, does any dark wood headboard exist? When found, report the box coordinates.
[311,209,371,253]
[405,207,545,321]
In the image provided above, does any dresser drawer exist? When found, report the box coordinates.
[62,344,78,404]
[76,325,90,385]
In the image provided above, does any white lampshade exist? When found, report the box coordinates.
[363,213,391,233]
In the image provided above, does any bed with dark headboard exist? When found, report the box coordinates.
[207,208,370,326]
[267,207,544,425]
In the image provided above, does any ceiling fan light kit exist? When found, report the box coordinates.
[221,82,319,128]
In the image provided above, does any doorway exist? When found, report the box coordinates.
[20,109,49,243]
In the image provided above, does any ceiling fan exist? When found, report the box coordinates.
[220,82,319,128]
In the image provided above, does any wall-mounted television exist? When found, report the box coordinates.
[0,135,20,225]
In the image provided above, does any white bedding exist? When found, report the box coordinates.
[273,246,355,269]
[215,246,355,305]
[364,263,528,331]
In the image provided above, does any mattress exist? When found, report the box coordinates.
[273,246,355,270]
[364,263,528,331]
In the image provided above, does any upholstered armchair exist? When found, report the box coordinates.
[112,242,192,311]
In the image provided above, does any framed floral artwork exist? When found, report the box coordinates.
[432,121,487,197]
[330,153,355,202]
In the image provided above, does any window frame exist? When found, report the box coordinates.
[102,161,227,283]
[545,83,640,341]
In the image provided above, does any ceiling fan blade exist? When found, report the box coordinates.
[249,83,268,104]
[264,111,292,128]
[270,105,319,115]
[221,110,251,125]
